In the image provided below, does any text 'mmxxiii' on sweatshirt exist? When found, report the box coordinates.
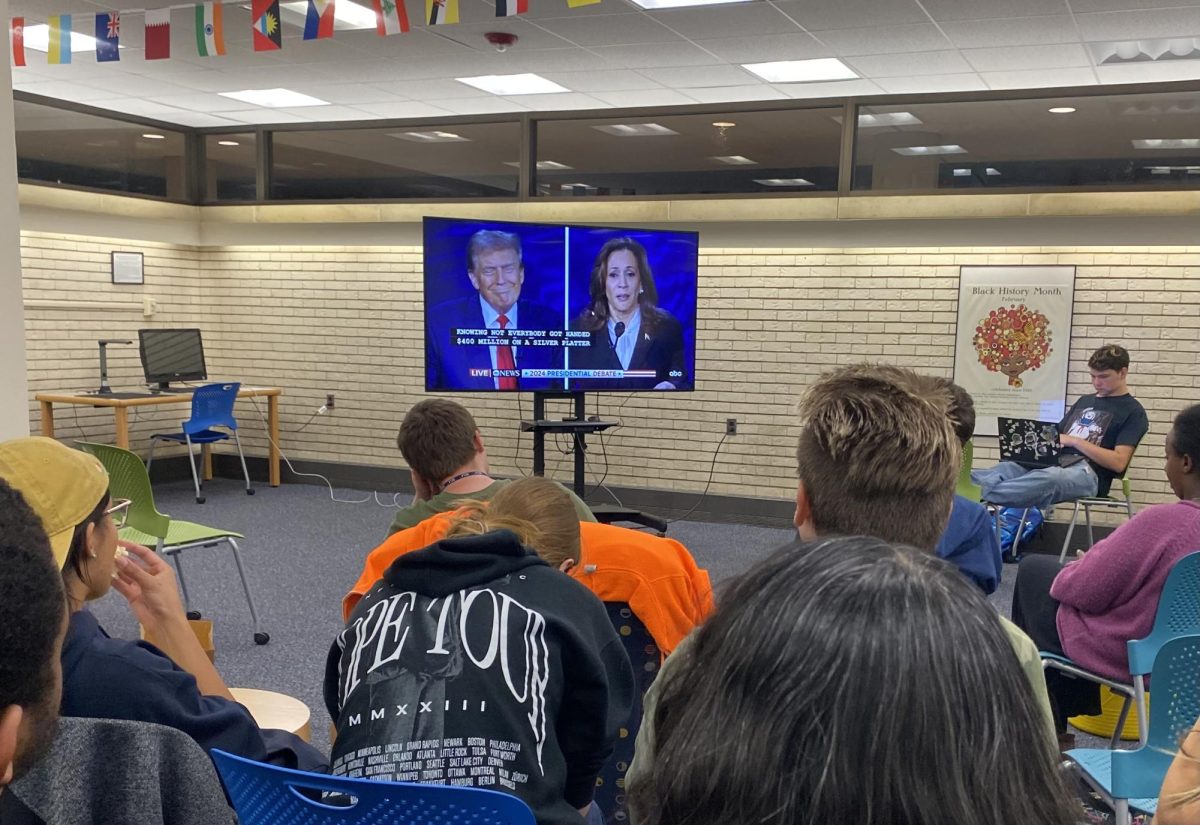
[323,529,634,825]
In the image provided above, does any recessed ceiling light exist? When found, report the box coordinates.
[278,0,377,29]
[1145,165,1200,173]
[20,23,123,53]
[1132,138,1200,149]
[712,121,736,128]
[1091,37,1200,65]
[754,178,814,186]
[591,123,678,137]
[741,58,858,84]
[891,144,967,156]
[389,130,470,143]
[217,140,240,146]
[711,155,756,165]
[1048,106,1076,114]
[218,88,330,108]
[503,160,573,170]
[858,111,922,127]
[141,133,166,140]
[986,167,1001,176]
[455,73,569,96]
[952,168,972,177]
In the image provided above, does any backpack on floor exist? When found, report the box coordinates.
[998,507,1044,554]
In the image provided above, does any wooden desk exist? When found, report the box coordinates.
[35,386,283,487]
[230,687,312,742]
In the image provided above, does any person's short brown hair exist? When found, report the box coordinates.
[796,364,960,551]
[935,379,976,445]
[445,477,582,567]
[396,399,479,484]
[1089,344,1130,373]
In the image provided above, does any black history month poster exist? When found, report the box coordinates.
[953,266,1076,437]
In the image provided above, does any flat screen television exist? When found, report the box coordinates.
[423,216,699,393]
[139,328,207,390]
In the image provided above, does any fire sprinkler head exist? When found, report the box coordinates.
[485,31,519,52]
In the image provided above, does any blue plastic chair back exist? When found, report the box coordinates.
[1111,634,1200,799]
[1127,551,1200,676]
[183,382,240,436]
[211,749,536,825]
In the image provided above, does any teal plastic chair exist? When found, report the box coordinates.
[1065,633,1200,825]
[77,441,268,645]
[211,749,536,825]
[1041,551,1200,749]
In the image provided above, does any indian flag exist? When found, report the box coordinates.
[426,0,458,25]
[47,14,71,65]
[195,2,226,56]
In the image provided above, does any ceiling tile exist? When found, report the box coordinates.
[271,105,382,122]
[682,84,788,103]
[648,4,803,40]
[145,93,260,112]
[963,43,1091,72]
[981,67,1099,89]
[813,23,953,56]
[919,0,1070,21]
[875,73,988,93]
[348,100,460,118]
[1069,0,1200,11]
[424,18,576,51]
[590,42,724,68]
[437,96,534,115]
[506,48,624,73]
[693,33,832,62]
[776,78,884,97]
[292,84,408,105]
[149,112,245,128]
[537,69,664,93]
[1095,61,1200,84]
[372,79,492,101]
[590,88,702,107]
[845,50,973,77]
[503,92,605,110]
[772,0,930,31]
[220,110,315,125]
[1075,8,1200,41]
[938,16,1081,48]
[637,64,759,88]
[534,13,684,47]
[83,98,193,118]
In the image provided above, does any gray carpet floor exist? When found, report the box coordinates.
[87,478,1114,756]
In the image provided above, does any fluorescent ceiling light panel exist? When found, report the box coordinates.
[741,58,858,84]
[754,178,813,186]
[217,140,241,146]
[455,73,568,96]
[1091,38,1200,65]
[1132,138,1200,149]
[986,168,1001,176]
[218,88,330,107]
[591,123,678,137]
[141,133,166,140]
[858,111,922,127]
[711,155,757,165]
[630,0,754,8]
[389,130,470,142]
[279,0,377,28]
[1145,165,1200,173]
[891,144,967,156]
[503,161,573,170]
[22,23,122,53]
[1048,107,1076,114]
[952,168,971,177]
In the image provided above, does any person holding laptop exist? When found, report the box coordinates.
[973,344,1149,508]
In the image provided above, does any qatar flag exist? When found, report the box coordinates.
[145,8,170,60]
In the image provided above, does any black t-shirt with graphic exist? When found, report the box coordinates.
[1057,392,1149,497]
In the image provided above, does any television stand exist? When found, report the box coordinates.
[523,392,668,535]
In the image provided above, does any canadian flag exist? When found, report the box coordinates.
[145,8,170,59]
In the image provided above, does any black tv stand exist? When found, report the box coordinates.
[522,392,668,535]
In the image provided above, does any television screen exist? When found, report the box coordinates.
[139,328,207,388]
[423,217,699,393]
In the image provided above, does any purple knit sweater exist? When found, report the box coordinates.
[1052,499,1200,680]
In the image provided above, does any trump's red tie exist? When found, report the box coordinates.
[496,314,517,390]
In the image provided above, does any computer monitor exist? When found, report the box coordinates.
[139,328,207,390]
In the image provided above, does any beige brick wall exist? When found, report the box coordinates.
[21,229,1200,517]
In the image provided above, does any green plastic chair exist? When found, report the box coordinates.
[1058,469,1135,562]
[956,440,982,500]
[77,442,268,645]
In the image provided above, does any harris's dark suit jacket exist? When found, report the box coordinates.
[426,296,563,391]
[569,309,689,390]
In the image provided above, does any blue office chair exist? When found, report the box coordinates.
[211,749,536,825]
[1041,551,1200,748]
[1065,633,1200,825]
[147,382,253,504]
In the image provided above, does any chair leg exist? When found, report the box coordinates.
[1113,798,1130,825]
[1111,695,1132,749]
[1011,507,1032,555]
[1084,504,1094,548]
[184,434,204,504]
[146,438,158,475]
[224,538,268,645]
[232,430,254,496]
[1133,676,1149,748]
[170,551,195,615]
[1059,501,1082,563]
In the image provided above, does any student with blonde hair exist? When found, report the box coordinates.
[325,476,634,825]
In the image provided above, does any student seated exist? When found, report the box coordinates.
[325,476,634,825]
[1157,711,1200,825]
[1011,403,1200,742]
[0,437,327,773]
[626,536,1079,825]
[933,379,1003,594]
[387,398,595,535]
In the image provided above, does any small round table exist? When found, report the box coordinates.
[230,687,312,743]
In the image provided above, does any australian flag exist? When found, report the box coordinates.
[95,12,120,62]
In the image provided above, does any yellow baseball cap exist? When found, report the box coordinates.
[0,437,109,570]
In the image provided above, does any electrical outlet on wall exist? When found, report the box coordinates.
[726,418,738,435]
[325,393,336,409]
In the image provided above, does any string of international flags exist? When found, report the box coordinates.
[9,0,599,67]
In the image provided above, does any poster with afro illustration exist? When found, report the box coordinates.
[953,266,1075,437]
